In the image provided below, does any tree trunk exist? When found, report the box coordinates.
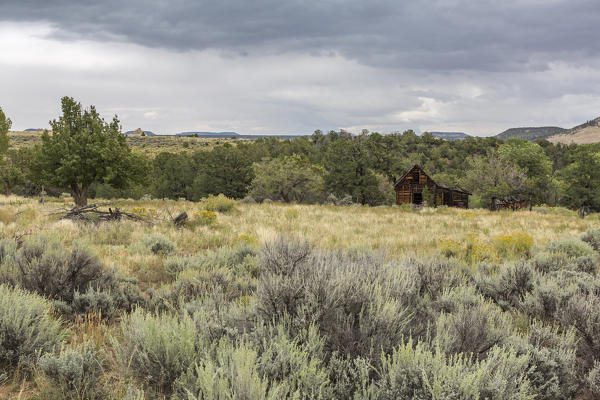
[71,184,88,206]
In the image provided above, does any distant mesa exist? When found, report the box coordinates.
[124,129,156,136]
[428,131,471,140]
[495,126,566,141]
[176,131,240,138]
[24,128,44,132]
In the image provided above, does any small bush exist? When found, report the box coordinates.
[200,194,236,213]
[581,228,600,252]
[476,262,534,310]
[141,234,175,255]
[363,339,534,399]
[546,236,595,258]
[115,309,201,395]
[193,210,217,226]
[493,232,534,258]
[0,285,65,373]
[38,340,105,400]
[531,251,570,273]
[586,362,600,398]
[174,341,282,400]
[0,236,144,319]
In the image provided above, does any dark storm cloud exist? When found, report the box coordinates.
[3,0,600,71]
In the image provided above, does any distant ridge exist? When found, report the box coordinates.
[124,130,156,136]
[495,126,566,141]
[428,131,471,140]
[547,117,600,144]
[176,131,239,138]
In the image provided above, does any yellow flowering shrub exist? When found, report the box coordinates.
[493,232,534,258]
[194,210,217,226]
[438,234,499,264]
[131,207,158,218]
[459,210,475,219]
[237,234,258,245]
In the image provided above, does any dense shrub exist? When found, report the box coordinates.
[557,292,600,370]
[174,341,282,400]
[0,284,65,373]
[435,301,510,359]
[493,232,534,258]
[506,322,578,400]
[199,193,236,213]
[115,309,201,395]
[581,228,600,252]
[546,236,595,258]
[363,339,534,399]
[38,340,105,400]
[0,236,144,319]
[531,251,571,273]
[475,262,534,310]
[140,234,175,255]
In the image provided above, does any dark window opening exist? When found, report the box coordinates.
[412,192,423,204]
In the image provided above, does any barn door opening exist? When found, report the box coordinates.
[412,192,423,205]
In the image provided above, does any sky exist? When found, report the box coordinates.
[1,0,600,136]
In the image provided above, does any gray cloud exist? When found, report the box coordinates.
[3,0,600,72]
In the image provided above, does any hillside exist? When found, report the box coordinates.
[429,131,470,140]
[547,117,600,144]
[495,126,566,141]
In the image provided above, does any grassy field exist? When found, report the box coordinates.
[1,194,600,399]
[7,131,237,156]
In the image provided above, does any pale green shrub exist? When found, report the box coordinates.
[140,234,175,255]
[586,362,600,398]
[0,284,65,373]
[581,228,600,252]
[476,262,534,310]
[546,236,595,258]
[0,236,144,319]
[38,340,105,400]
[174,341,283,400]
[531,251,570,273]
[362,339,534,399]
[115,309,201,395]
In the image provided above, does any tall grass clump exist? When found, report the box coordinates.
[0,284,65,373]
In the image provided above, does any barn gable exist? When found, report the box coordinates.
[394,165,470,208]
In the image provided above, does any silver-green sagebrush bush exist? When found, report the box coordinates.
[0,236,144,319]
[0,284,65,373]
[38,340,105,400]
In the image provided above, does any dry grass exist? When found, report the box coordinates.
[1,195,598,282]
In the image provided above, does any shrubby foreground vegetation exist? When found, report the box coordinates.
[0,194,599,399]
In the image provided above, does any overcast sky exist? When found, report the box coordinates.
[1,0,600,135]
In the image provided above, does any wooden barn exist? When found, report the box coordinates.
[490,196,532,211]
[394,165,470,208]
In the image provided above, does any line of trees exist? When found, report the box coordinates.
[2,97,600,210]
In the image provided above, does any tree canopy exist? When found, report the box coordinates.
[32,97,142,206]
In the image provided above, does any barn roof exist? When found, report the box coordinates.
[394,164,471,195]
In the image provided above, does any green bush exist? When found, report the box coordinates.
[200,194,236,213]
[558,292,600,370]
[38,340,105,400]
[546,236,595,258]
[476,262,534,310]
[0,284,65,373]
[586,362,600,398]
[581,228,600,252]
[0,236,144,319]
[531,251,571,273]
[362,339,534,399]
[174,341,283,400]
[115,309,201,395]
[140,234,175,255]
